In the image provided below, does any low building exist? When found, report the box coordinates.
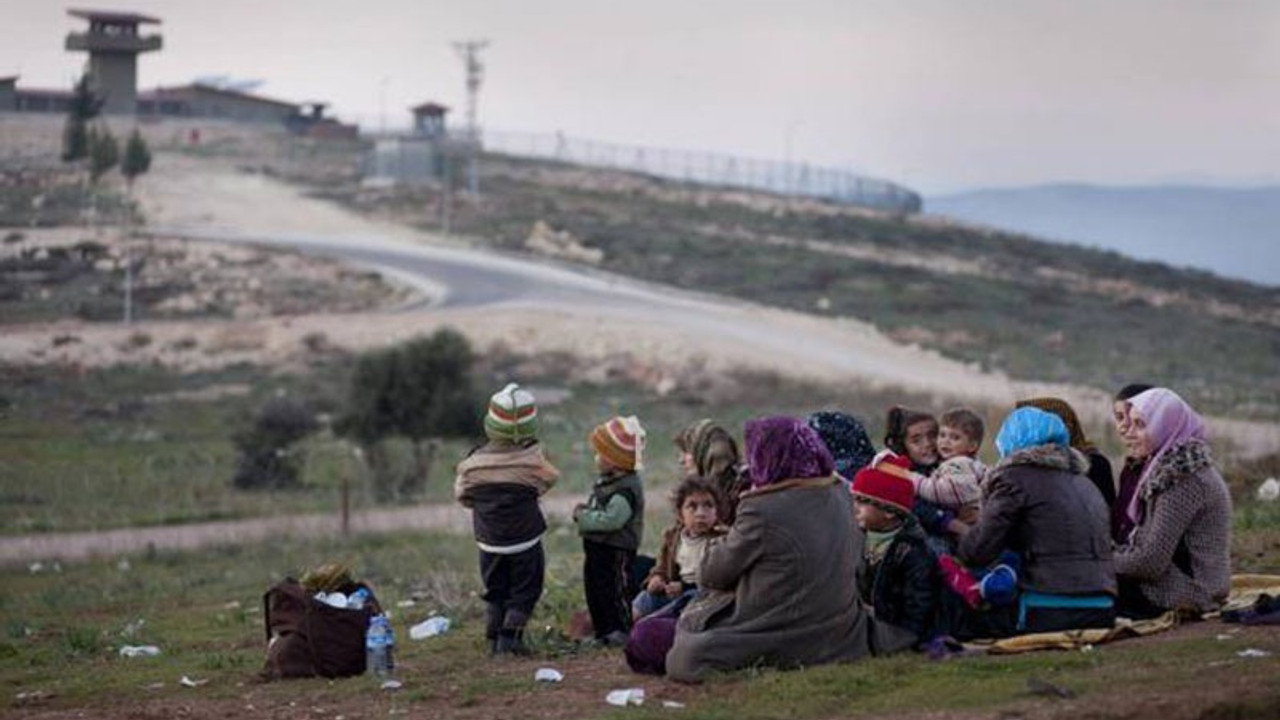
[0,76,16,111]
[13,86,74,114]
[138,83,299,123]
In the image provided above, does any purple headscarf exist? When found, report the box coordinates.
[1123,387,1208,528]
[745,416,835,488]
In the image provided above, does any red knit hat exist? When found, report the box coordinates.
[590,416,646,471]
[851,454,916,515]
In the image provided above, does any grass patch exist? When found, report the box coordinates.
[3,531,1279,719]
[1,350,956,535]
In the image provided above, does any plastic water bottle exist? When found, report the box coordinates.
[348,588,370,610]
[366,614,395,678]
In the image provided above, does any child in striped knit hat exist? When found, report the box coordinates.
[455,383,560,655]
[573,415,647,647]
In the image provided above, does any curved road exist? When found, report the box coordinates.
[148,223,1023,400]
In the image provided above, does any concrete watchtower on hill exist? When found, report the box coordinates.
[64,8,162,115]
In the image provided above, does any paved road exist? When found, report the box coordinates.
[151,225,693,312]
[148,224,1022,399]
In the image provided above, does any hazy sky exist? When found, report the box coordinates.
[6,0,1279,194]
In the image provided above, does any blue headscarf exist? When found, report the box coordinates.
[995,407,1070,458]
[806,411,875,481]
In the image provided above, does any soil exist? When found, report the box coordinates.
[8,622,1280,720]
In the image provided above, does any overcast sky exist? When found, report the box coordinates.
[6,0,1279,194]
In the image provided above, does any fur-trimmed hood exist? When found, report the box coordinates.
[1140,437,1214,501]
[990,443,1089,479]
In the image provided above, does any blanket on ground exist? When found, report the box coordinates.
[972,574,1280,655]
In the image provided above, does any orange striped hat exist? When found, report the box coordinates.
[590,415,646,471]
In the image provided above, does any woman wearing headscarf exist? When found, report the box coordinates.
[1114,388,1231,619]
[675,419,748,524]
[807,411,877,482]
[1016,397,1116,508]
[664,416,869,681]
[1111,383,1155,543]
[955,407,1116,637]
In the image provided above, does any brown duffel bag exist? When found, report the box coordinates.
[261,579,381,680]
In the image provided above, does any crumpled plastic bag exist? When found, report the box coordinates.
[606,688,646,707]
[409,615,451,640]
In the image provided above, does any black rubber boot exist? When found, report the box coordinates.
[494,629,532,656]
[485,604,503,655]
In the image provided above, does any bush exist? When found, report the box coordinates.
[336,329,483,501]
[232,395,320,490]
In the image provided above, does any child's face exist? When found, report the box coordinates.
[679,491,718,535]
[904,420,939,467]
[594,452,614,473]
[937,424,979,460]
[855,500,901,532]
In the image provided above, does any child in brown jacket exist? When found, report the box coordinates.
[632,477,726,620]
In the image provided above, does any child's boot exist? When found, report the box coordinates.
[485,604,503,655]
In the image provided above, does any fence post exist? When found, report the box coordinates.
[341,473,351,536]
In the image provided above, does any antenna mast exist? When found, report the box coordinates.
[453,40,488,141]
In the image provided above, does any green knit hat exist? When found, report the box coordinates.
[484,383,538,441]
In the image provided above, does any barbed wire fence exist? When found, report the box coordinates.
[479,129,922,214]
[356,118,922,214]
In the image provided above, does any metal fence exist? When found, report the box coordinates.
[480,129,922,214]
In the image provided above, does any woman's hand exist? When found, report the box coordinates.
[664,581,684,597]
[646,575,667,594]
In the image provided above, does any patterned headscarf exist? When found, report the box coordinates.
[745,416,835,488]
[1016,397,1092,451]
[807,411,876,481]
[688,419,741,484]
[995,407,1070,459]
[1124,388,1208,524]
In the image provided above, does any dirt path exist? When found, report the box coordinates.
[0,496,581,567]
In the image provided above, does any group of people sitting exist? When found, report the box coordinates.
[453,381,1233,682]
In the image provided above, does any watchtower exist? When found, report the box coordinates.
[65,8,162,115]
[410,102,449,139]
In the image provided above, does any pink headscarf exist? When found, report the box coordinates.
[1123,388,1207,531]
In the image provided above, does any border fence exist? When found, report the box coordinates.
[480,129,922,214]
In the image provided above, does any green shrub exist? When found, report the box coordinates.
[231,395,319,490]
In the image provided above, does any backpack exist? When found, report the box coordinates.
[260,579,381,680]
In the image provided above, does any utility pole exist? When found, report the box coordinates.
[452,39,488,195]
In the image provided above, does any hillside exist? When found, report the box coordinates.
[927,184,1280,287]
[297,153,1280,421]
[3,116,1277,420]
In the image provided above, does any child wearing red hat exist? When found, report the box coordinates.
[851,455,939,646]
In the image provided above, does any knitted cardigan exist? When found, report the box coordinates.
[1114,439,1232,614]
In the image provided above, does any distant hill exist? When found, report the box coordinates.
[926,185,1280,287]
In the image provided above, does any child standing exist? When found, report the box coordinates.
[454,383,560,655]
[632,477,725,620]
[575,415,647,646]
[850,454,938,646]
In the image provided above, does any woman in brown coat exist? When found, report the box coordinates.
[665,416,869,682]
